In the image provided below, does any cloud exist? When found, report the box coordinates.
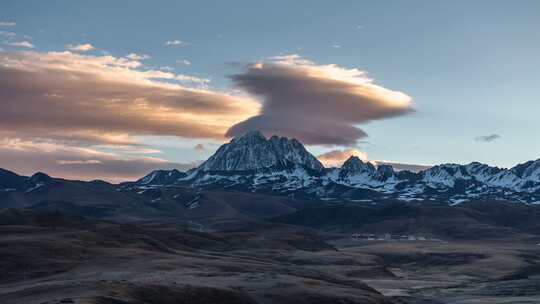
[0,31,16,38]
[177,59,191,65]
[331,44,342,48]
[126,53,150,60]
[0,51,259,146]
[175,74,210,85]
[317,145,429,173]
[0,138,198,183]
[57,159,102,165]
[194,143,206,151]
[372,160,432,172]
[226,54,413,146]
[66,43,94,52]
[166,40,184,46]
[0,22,16,27]
[0,50,260,181]
[316,148,431,172]
[317,148,368,167]
[475,134,501,142]
[5,41,34,48]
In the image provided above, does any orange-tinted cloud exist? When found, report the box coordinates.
[317,148,431,172]
[227,55,413,145]
[0,139,198,183]
[0,51,259,146]
[317,148,369,167]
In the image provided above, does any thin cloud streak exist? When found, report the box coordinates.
[317,148,431,172]
[166,40,184,46]
[0,139,198,183]
[373,160,432,172]
[475,134,501,142]
[0,31,16,38]
[177,59,191,65]
[5,41,34,48]
[126,53,150,60]
[66,43,94,52]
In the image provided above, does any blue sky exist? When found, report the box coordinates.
[0,0,539,181]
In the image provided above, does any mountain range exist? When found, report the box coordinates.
[125,130,540,204]
[4,131,540,304]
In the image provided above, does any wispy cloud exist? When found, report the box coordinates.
[331,44,342,48]
[0,22,16,27]
[175,74,210,85]
[0,138,198,183]
[0,30,16,38]
[66,43,94,52]
[227,54,413,146]
[373,160,432,172]
[177,59,191,65]
[165,40,184,47]
[57,159,102,165]
[475,134,501,142]
[126,53,150,60]
[5,40,34,48]
[194,143,205,151]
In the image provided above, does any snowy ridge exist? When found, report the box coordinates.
[131,131,540,204]
[136,169,186,186]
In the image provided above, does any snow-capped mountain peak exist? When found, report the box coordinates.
[128,134,540,204]
[333,156,398,189]
[340,156,375,175]
[197,130,323,172]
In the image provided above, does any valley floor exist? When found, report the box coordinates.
[333,240,540,303]
[1,220,540,304]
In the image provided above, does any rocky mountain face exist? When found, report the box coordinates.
[197,130,324,172]
[2,131,539,205]
[127,131,540,204]
[335,156,399,188]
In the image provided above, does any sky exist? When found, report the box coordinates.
[0,0,539,182]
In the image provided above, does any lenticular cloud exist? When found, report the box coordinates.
[227,55,414,145]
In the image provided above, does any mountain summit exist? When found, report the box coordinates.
[197,130,324,172]
[128,132,540,204]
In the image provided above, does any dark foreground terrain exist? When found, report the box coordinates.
[2,176,540,303]
[2,204,540,303]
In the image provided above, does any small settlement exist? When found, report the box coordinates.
[351,233,436,242]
